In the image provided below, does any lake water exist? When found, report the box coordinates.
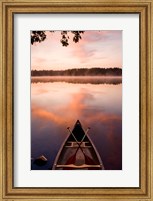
[31,76,122,170]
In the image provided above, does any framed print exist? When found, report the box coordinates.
[0,0,153,200]
[15,14,139,188]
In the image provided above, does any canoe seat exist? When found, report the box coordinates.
[56,164,101,169]
[65,141,92,148]
[67,141,90,144]
[65,145,92,148]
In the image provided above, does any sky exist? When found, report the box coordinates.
[31,31,122,71]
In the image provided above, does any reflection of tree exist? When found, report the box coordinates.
[31,77,122,85]
[31,31,84,46]
[31,68,122,76]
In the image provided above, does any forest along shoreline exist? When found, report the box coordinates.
[31,67,122,76]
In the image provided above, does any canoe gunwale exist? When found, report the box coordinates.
[86,133,104,170]
[52,120,104,170]
[52,132,70,170]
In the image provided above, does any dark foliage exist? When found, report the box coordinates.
[31,31,84,46]
[31,31,47,45]
[31,67,122,76]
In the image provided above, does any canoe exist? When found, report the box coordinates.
[52,120,104,170]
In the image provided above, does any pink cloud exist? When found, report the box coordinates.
[31,31,122,70]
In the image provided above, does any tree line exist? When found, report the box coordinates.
[31,68,122,76]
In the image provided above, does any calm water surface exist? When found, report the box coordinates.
[31,76,122,170]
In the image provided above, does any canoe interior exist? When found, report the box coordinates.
[52,120,104,170]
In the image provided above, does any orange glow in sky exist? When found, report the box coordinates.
[31,31,122,70]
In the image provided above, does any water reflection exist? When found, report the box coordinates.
[31,76,122,170]
[31,76,122,85]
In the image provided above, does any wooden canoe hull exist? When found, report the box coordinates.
[52,120,104,170]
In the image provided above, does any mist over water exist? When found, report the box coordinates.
[31,76,122,85]
[31,76,122,170]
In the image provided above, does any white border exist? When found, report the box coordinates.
[14,14,139,187]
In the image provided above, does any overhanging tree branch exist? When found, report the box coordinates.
[31,31,85,46]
